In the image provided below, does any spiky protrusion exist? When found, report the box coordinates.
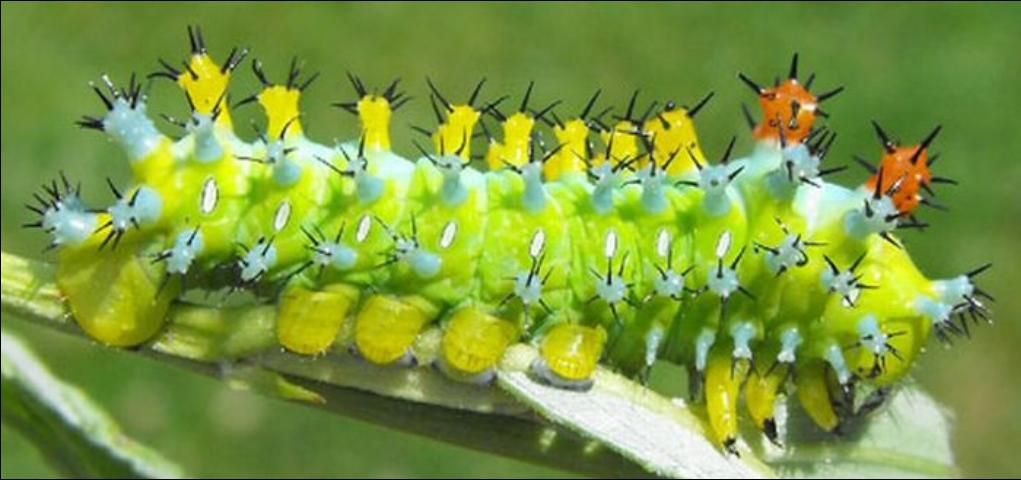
[864,122,944,215]
[23,174,96,250]
[738,53,843,144]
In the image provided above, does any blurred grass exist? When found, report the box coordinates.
[1,2,1019,477]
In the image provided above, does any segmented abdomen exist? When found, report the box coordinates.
[32,29,990,455]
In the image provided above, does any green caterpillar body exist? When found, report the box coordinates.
[27,27,991,454]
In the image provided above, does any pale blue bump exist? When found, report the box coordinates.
[641,185,668,214]
[915,295,953,327]
[438,156,469,207]
[777,327,802,363]
[240,242,277,282]
[844,194,898,239]
[936,275,974,304]
[272,159,302,187]
[42,194,96,246]
[107,200,134,231]
[409,250,441,278]
[108,185,162,231]
[596,274,627,305]
[167,229,204,275]
[702,192,732,217]
[778,143,817,188]
[132,186,163,224]
[514,271,543,305]
[694,328,716,372]
[699,165,734,217]
[765,234,806,275]
[332,244,358,270]
[765,168,798,200]
[103,98,161,160]
[740,143,783,178]
[190,114,223,163]
[857,314,889,356]
[591,185,615,214]
[315,242,357,271]
[521,163,546,212]
[357,175,384,203]
[698,165,730,193]
[730,321,756,360]
[644,327,665,368]
[589,164,619,214]
[638,167,669,214]
[653,269,685,298]
[707,265,739,298]
[824,342,851,385]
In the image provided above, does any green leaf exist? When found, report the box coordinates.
[1,251,958,478]
[1,330,185,478]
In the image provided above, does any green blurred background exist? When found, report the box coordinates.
[2,2,1019,477]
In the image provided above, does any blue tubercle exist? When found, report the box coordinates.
[103,98,163,161]
[521,162,547,212]
[166,229,204,275]
[189,113,223,163]
[42,193,96,247]
[108,185,163,231]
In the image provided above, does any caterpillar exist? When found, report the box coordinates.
[24,26,993,455]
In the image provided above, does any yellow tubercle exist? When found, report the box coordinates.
[486,112,535,170]
[433,105,480,160]
[356,95,393,151]
[441,308,518,374]
[354,294,436,365]
[258,85,303,139]
[795,360,840,432]
[277,283,359,355]
[642,108,707,175]
[538,323,607,381]
[547,119,589,181]
[597,122,640,168]
[705,350,750,452]
[178,54,233,127]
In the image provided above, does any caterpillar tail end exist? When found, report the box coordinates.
[56,239,178,347]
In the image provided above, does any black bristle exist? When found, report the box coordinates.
[687,91,715,118]
[737,72,764,95]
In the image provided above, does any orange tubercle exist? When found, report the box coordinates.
[866,145,932,214]
[754,79,819,144]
